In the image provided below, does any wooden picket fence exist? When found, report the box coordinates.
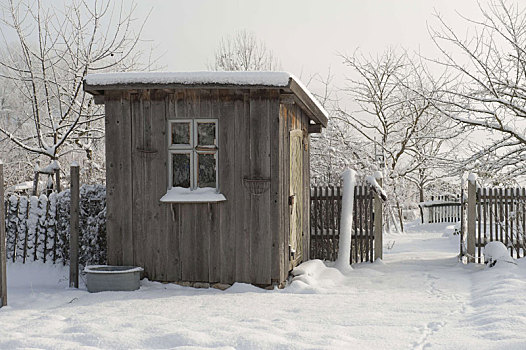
[310,184,376,263]
[3,185,106,266]
[419,195,461,224]
[473,187,526,262]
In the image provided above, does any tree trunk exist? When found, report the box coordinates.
[419,184,425,224]
[32,172,39,196]
[396,200,404,232]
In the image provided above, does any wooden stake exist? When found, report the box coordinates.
[373,172,383,261]
[467,174,477,263]
[0,162,7,306]
[69,163,80,288]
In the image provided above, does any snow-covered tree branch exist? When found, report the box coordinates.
[0,0,152,187]
[208,29,280,71]
[429,0,526,180]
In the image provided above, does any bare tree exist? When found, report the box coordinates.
[338,49,458,231]
[429,0,526,180]
[0,0,151,190]
[308,69,375,185]
[209,29,280,71]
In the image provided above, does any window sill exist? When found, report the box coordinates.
[160,187,226,203]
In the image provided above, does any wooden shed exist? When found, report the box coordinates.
[84,72,328,287]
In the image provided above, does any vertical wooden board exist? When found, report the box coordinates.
[165,93,181,282]
[194,203,210,282]
[302,113,310,263]
[483,188,487,243]
[278,104,288,283]
[104,92,131,265]
[180,204,196,282]
[218,90,237,284]
[208,203,220,283]
[120,92,134,266]
[249,90,272,285]
[198,90,212,282]
[103,95,119,265]
[189,90,210,282]
[166,203,181,282]
[174,90,186,119]
[234,92,251,283]
[147,90,168,280]
[269,94,281,283]
[283,104,291,276]
[142,91,156,277]
[131,92,146,274]
[489,188,493,241]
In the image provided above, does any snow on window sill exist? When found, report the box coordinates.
[159,187,226,203]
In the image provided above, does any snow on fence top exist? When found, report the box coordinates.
[84,71,329,124]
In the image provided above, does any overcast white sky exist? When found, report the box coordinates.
[136,0,482,84]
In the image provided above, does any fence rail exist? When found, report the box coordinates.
[419,195,461,224]
[310,184,375,263]
[3,185,106,266]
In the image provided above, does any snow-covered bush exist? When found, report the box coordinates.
[4,185,107,267]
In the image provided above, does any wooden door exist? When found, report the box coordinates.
[289,129,303,269]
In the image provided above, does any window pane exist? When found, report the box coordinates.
[171,122,191,145]
[197,153,216,188]
[197,122,216,146]
[172,153,191,188]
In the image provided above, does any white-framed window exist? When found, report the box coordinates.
[168,119,218,190]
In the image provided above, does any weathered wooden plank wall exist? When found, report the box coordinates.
[104,88,305,286]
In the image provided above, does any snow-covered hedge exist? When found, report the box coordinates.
[4,185,106,267]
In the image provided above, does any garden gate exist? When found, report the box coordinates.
[310,184,381,263]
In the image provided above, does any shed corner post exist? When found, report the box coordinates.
[69,162,80,288]
[373,171,383,261]
[0,161,7,306]
[467,173,477,263]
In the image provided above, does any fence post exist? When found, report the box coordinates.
[69,162,80,288]
[373,171,383,260]
[467,173,477,263]
[55,167,61,193]
[0,161,7,307]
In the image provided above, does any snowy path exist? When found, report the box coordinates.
[1,222,525,349]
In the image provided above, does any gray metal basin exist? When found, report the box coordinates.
[84,265,143,293]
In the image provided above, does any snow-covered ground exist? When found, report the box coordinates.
[1,222,526,349]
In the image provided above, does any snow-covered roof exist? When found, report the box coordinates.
[84,71,328,126]
[85,71,292,87]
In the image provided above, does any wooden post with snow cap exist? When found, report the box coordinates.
[335,169,356,272]
[373,171,384,261]
[69,162,80,288]
[467,173,477,263]
[0,161,7,306]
